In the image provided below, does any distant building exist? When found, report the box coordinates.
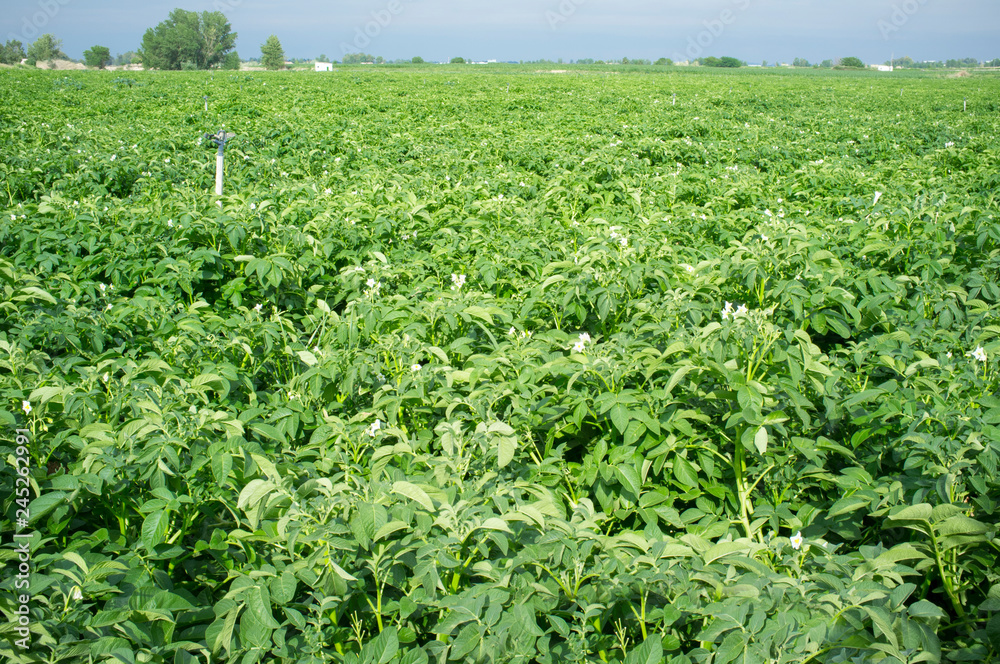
[315,62,334,72]
[873,64,894,72]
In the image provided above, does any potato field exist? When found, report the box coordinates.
[1,66,1000,664]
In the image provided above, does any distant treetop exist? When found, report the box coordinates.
[139,9,237,70]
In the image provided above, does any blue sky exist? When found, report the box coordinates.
[3,0,998,64]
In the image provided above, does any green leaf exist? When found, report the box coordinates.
[250,422,285,444]
[20,286,58,304]
[888,503,933,523]
[615,464,642,497]
[448,624,481,661]
[861,605,899,649]
[330,561,357,581]
[753,426,768,455]
[624,420,646,447]
[270,571,297,605]
[374,520,409,541]
[935,515,989,538]
[624,635,664,664]
[239,599,273,648]
[141,510,170,550]
[360,626,399,664]
[665,365,693,395]
[247,585,281,629]
[712,630,747,664]
[209,605,241,656]
[673,456,699,490]
[237,479,273,511]
[392,481,434,511]
[27,491,66,522]
[704,541,751,565]
[63,552,89,576]
[29,385,63,404]
[190,373,227,394]
[980,584,1000,611]
[148,590,195,612]
[488,421,516,436]
[355,502,388,542]
[296,350,318,366]
[498,434,517,468]
[610,403,629,435]
[399,650,429,664]
[908,600,946,619]
[936,515,990,550]
[478,517,513,534]
[828,494,872,518]
[212,450,233,485]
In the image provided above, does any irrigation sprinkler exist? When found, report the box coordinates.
[204,129,235,197]
[204,95,208,111]
[964,97,968,112]
[672,92,676,105]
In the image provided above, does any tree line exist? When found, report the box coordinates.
[1,8,997,72]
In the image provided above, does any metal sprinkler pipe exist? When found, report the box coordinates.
[204,129,235,197]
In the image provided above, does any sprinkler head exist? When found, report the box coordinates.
[204,130,235,147]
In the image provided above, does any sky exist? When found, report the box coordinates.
[2,0,998,65]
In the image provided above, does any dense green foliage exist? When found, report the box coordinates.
[139,9,237,71]
[25,34,66,66]
[261,36,286,71]
[223,52,242,71]
[837,57,866,70]
[83,46,112,70]
[700,57,745,68]
[343,54,377,65]
[0,40,26,65]
[1,66,1000,664]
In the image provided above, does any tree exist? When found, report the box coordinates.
[702,56,744,68]
[792,57,810,67]
[945,57,980,68]
[987,58,1000,68]
[820,59,833,68]
[222,51,240,70]
[655,58,673,66]
[375,55,385,64]
[342,53,375,64]
[114,51,139,65]
[838,57,866,68]
[0,40,26,65]
[83,45,111,69]
[139,9,236,70]
[317,54,330,63]
[411,56,424,64]
[450,57,466,64]
[261,35,285,70]
[26,34,66,65]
